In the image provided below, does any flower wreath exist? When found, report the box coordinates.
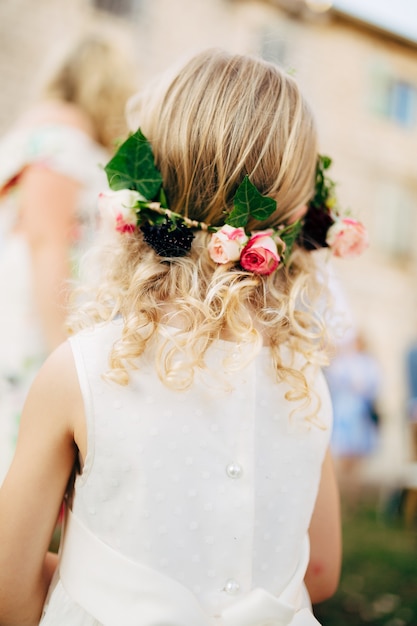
[99,129,368,276]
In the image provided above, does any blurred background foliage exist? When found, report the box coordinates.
[315,490,417,626]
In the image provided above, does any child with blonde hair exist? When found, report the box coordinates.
[0,31,137,484]
[0,48,367,625]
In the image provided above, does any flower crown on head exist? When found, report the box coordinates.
[99,129,368,275]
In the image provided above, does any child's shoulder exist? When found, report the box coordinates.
[42,339,79,380]
[23,339,83,430]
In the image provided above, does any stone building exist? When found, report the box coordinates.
[1,0,416,482]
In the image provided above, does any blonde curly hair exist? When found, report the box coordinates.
[70,48,331,413]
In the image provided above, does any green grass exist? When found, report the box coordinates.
[314,490,417,626]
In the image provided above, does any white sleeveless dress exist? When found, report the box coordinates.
[40,320,332,626]
[0,124,108,483]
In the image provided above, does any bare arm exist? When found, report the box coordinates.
[0,342,83,625]
[304,448,342,604]
[19,165,81,351]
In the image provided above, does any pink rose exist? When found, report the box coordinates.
[208,224,248,264]
[98,189,140,233]
[240,230,280,275]
[326,218,369,259]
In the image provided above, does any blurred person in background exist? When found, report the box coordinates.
[324,332,382,504]
[0,31,138,484]
[405,339,417,461]
[403,339,417,525]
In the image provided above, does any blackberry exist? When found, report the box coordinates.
[140,217,194,257]
[298,205,334,251]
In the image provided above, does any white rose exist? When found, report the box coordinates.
[208,224,248,264]
[98,189,141,233]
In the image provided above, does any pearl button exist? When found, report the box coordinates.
[226,462,242,479]
[224,578,240,594]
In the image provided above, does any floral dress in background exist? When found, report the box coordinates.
[0,123,108,483]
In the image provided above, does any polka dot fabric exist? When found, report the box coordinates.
[43,320,332,624]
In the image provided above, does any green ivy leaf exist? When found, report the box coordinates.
[104,129,163,199]
[309,154,335,211]
[280,220,303,263]
[227,176,277,228]
[158,186,168,209]
[320,155,332,170]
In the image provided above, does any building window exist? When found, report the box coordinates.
[370,64,417,128]
[260,29,287,65]
[388,80,417,127]
[91,0,139,16]
[373,183,415,259]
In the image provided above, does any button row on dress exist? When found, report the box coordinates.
[224,578,240,594]
[226,462,242,479]
[224,464,242,597]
